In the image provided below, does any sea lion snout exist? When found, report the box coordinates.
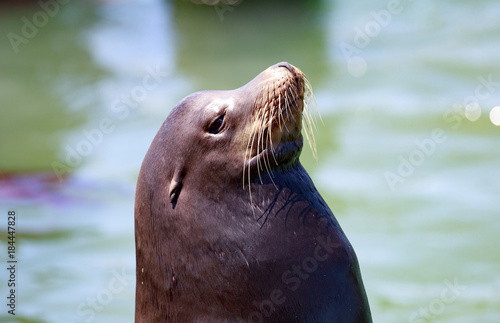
[241,62,313,174]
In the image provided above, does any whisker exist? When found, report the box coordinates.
[302,77,319,160]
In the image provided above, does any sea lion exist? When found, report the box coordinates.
[134,62,372,322]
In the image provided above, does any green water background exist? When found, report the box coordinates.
[0,0,499,322]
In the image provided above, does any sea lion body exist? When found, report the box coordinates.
[135,63,371,322]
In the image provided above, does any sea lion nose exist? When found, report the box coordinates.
[275,62,303,95]
[276,62,297,77]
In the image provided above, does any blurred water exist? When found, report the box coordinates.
[0,0,499,322]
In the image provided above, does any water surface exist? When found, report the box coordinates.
[0,0,499,322]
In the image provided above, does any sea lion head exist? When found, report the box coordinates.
[145,62,315,206]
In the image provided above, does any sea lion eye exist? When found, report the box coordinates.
[207,113,226,134]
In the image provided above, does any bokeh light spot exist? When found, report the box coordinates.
[347,57,367,78]
[490,106,500,126]
[464,102,481,122]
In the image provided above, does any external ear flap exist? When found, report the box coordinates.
[169,168,183,209]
